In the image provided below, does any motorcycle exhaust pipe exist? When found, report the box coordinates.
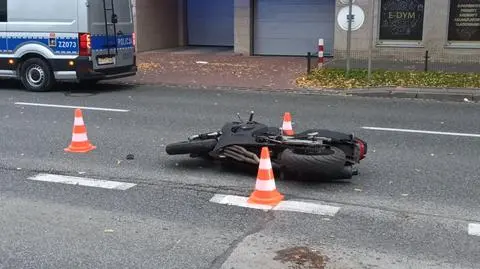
[228,145,260,163]
[224,153,256,165]
[223,149,259,165]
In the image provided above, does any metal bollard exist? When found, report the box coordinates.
[424,50,429,72]
[307,52,311,74]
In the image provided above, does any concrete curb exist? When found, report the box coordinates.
[343,87,480,102]
[116,81,480,103]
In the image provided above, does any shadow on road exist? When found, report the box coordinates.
[0,78,138,95]
[165,157,352,186]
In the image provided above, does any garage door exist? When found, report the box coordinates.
[187,0,234,46]
[254,0,335,56]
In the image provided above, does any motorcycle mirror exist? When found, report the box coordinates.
[236,113,243,122]
[248,111,254,122]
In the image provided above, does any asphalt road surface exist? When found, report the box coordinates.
[0,82,479,269]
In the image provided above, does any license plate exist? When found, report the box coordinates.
[121,51,133,60]
[97,56,115,65]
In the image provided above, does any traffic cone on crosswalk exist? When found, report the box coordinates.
[64,108,96,153]
[282,112,294,136]
[247,147,284,206]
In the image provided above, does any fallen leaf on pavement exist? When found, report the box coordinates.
[138,62,161,72]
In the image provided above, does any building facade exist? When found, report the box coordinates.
[133,0,480,62]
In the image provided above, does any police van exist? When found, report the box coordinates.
[0,0,137,91]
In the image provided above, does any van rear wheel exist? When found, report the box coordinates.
[20,58,55,92]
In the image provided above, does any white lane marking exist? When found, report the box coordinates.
[273,200,340,216]
[209,194,273,210]
[14,102,129,112]
[28,173,136,190]
[362,126,480,138]
[468,223,480,236]
[209,194,340,216]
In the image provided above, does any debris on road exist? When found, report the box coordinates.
[274,246,329,269]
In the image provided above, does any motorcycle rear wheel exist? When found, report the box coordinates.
[279,146,347,178]
[165,139,218,155]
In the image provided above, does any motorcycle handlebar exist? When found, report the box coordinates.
[188,131,221,141]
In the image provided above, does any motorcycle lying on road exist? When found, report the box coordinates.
[165,112,367,180]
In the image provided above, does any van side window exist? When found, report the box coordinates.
[0,0,6,22]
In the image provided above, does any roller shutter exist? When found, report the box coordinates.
[254,0,335,56]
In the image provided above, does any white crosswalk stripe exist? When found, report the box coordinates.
[28,173,137,190]
[209,194,341,216]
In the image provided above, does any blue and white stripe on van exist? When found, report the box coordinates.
[91,33,134,52]
[0,32,135,56]
[0,32,79,55]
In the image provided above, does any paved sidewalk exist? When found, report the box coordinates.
[112,48,480,103]
[116,49,308,90]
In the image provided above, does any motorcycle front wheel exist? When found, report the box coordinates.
[165,139,218,155]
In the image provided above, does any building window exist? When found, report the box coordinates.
[378,0,425,41]
[448,0,480,41]
[0,0,6,22]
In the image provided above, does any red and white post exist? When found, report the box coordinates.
[318,38,324,68]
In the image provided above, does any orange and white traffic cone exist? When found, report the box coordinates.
[64,108,96,153]
[247,147,284,206]
[282,112,294,136]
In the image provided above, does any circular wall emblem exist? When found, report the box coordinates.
[337,5,365,31]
